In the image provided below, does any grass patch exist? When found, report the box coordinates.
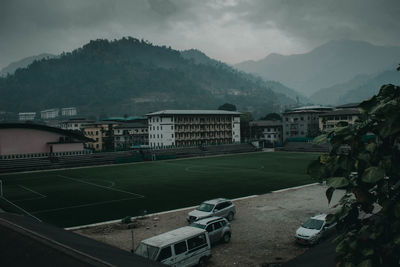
[0,152,319,227]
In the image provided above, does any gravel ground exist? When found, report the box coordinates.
[74,184,344,267]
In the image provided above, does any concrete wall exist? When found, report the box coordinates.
[0,128,83,156]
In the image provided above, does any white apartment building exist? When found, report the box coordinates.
[283,106,333,141]
[18,112,36,121]
[146,110,241,148]
[319,108,360,132]
[41,108,59,119]
[61,107,77,117]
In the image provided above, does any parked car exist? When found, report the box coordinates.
[135,226,211,266]
[186,198,236,223]
[295,213,336,245]
[189,216,232,244]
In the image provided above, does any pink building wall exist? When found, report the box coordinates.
[0,128,84,156]
[52,143,83,152]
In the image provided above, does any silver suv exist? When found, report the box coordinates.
[186,198,236,223]
[189,217,232,244]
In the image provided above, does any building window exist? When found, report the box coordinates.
[172,134,174,138]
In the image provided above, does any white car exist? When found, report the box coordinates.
[295,214,336,245]
[187,198,236,223]
[190,217,232,244]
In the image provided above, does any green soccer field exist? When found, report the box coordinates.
[0,152,319,228]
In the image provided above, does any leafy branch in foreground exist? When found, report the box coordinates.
[308,82,400,266]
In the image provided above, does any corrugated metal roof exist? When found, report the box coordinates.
[146,110,241,116]
[250,120,283,127]
[0,123,92,142]
[114,122,148,129]
[291,105,332,111]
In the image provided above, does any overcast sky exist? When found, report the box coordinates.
[1,0,399,69]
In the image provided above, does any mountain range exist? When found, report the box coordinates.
[235,39,400,98]
[0,53,55,77]
[0,38,298,119]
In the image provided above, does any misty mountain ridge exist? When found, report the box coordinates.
[339,70,400,104]
[310,69,400,105]
[181,49,309,104]
[0,37,297,118]
[0,53,56,77]
[235,39,400,96]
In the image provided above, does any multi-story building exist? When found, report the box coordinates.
[146,110,241,148]
[60,118,95,132]
[282,106,333,142]
[41,109,59,120]
[249,120,283,146]
[61,107,77,117]
[319,103,360,132]
[18,112,36,121]
[82,122,117,151]
[113,122,149,150]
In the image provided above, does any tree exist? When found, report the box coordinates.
[260,113,282,121]
[218,103,237,111]
[307,82,400,266]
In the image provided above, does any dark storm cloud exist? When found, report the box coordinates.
[235,0,400,47]
[0,0,399,69]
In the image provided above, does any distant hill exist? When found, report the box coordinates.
[235,39,400,96]
[181,49,308,104]
[0,53,55,77]
[0,37,295,118]
[338,70,400,104]
[310,70,400,105]
[309,74,371,105]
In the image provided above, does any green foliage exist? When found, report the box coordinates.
[0,37,280,118]
[260,112,282,121]
[218,103,237,111]
[308,82,400,266]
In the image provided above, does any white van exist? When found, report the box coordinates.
[135,226,212,266]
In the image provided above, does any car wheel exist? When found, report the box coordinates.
[222,233,231,243]
[227,212,234,221]
[198,256,208,267]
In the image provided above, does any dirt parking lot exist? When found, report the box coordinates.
[74,183,344,266]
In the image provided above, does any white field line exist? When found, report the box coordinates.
[0,196,42,222]
[65,194,260,230]
[272,182,320,193]
[19,185,46,197]
[32,197,141,215]
[57,175,144,198]
[13,185,47,202]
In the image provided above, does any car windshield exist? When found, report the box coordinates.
[190,223,206,229]
[302,219,324,230]
[196,203,214,212]
[135,243,159,260]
